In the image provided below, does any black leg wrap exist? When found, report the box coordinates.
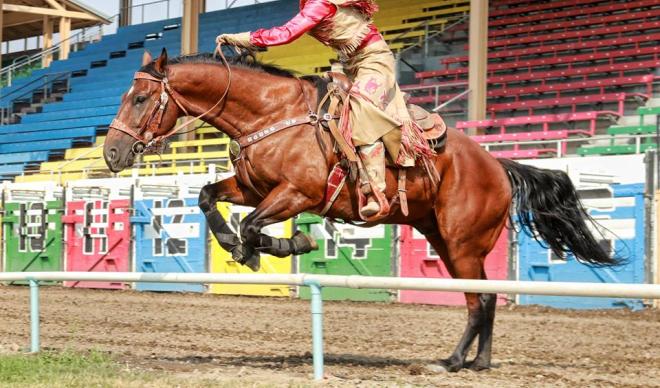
[256,231,318,257]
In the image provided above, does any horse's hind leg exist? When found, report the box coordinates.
[423,229,498,372]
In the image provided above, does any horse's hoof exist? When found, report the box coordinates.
[467,358,491,372]
[244,254,261,272]
[434,358,463,373]
[232,244,260,271]
[292,231,318,252]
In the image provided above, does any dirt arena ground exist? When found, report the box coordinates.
[0,286,658,387]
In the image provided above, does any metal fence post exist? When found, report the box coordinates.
[305,281,324,380]
[29,279,40,353]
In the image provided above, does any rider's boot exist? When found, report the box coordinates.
[358,141,386,218]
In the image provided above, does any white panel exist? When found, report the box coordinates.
[162,223,200,238]
[521,154,645,184]
[150,207,199,216]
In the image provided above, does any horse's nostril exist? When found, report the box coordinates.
[109,149,117,161]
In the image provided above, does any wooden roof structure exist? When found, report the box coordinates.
[2,0,111,41]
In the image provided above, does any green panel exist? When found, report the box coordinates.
[297,216,393,302]
[637,106,660,115]
[607,124,656,135]
[2,200,64,281]
[578,143,657,156]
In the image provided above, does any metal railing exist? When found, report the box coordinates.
[0,72,72,125]
[480,133,659,158]
[3,271,660,381]
[1,26,104,88]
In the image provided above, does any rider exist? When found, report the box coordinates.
[216,0,434,218]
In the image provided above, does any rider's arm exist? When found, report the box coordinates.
[249,0,336,47]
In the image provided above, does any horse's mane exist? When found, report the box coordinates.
[140,51,324,81]
[139,50,327,102]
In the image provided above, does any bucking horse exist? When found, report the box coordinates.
[103,48,619,372]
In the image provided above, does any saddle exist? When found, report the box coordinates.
[327,72,447,146]
[318,72,446,221]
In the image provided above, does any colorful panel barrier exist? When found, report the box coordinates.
[2,183,64,281]
[63,179,132,289]
[132,178,209,292]
[210,204,292,296]
[297,214,393,301]
[518,183,646,309]
[398,226,509,305]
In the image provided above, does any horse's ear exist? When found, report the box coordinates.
[142,50,153,66]
[154,48,168,73]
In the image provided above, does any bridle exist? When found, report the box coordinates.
[109,45,233,155]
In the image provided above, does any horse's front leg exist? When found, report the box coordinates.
[198,176,262,267]
[240,182,319,260]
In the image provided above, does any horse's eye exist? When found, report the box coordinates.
[134,95,147,105]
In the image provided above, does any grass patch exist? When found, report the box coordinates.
[0,349,158,388]
[0,350,313,387]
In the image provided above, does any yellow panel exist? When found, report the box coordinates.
[117,164,215,176]
[40,158,107,172]
[210,203,292,297]
[65,146,104,160]
[14,172,84,183]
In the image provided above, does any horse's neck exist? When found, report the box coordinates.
[172,65,312,139]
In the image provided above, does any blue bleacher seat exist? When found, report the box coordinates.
[0,151,50,164]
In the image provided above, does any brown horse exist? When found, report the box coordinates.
[103,48,617,372]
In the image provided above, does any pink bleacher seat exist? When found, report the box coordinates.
[486,74,654,99]
[470,130,571,144]
[487,149,555,159]
[490,0,658,27]
[456,111,615,135]
[490,8,660,38]
[444,32,660,65]
[487,21,660,49]
[488,93,631,117]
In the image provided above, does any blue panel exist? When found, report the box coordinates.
[0,139,72,154]
[0,127,96,144]
[132,198,207,292]
[517,183,646,309]
[0,151,49,164]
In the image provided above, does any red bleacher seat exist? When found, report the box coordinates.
[490,0,659,27]
[405,74,654,105]
[490,8,660,38]
[487,20,660,49]
[444,32,660,65]
[489,0,605,18]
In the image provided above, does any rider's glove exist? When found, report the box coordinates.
[215,32,256,50]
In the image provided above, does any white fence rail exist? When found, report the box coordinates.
[3,272,660,380]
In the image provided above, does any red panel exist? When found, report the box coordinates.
[63,199,131,289]
[399,226,509,306]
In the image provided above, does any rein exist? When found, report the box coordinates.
[109,44,233,154]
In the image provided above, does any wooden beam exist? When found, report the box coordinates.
[181,0,201,55]
[2,12,42,28]
[44,0,64,10]
[119,0,132,27]
[467,0,488,135]
[42,16,53,68]
[59,16,71,60]
[2,4,99,21]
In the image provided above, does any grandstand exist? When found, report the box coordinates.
[404,0,660,158]
[0,0,658,183]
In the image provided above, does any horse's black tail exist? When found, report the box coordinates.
[498,158,620,267]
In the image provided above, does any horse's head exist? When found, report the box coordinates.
[104,48,182,172]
